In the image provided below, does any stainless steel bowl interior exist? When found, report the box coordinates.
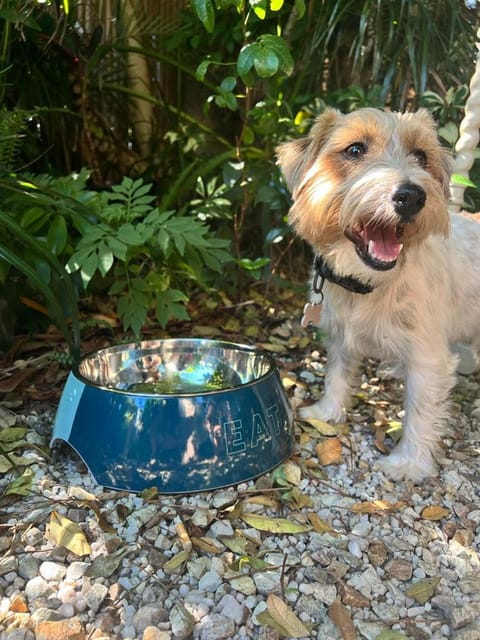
[77,339,274,394]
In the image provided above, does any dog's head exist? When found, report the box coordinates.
[277,108,452,277]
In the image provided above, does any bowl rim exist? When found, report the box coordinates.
[72,337,279,398]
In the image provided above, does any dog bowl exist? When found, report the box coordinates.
[51,338,294,493]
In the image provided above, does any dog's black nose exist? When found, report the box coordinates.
[392,183,426,220]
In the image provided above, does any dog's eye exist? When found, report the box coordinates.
[411,149,427,167]
[344,142,367,160]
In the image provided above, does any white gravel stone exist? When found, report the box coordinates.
[39,560,67,582]
[198,570,222,593]
[84,582,108,612]
[199,613,235,640]
[217,594,245,624]
[65,561,89,581]
[24,576,53,601]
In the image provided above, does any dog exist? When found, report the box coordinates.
[277,107,480,482]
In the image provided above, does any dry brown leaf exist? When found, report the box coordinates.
[308,513,335,535]
[260,593,311,638]
[176,521,192,552]
[329,598,357,640]
[243,494,279,509]
[421,505,450,521]
[351,500,406,515]
[303,418,346,437]
[191,536,225,553]
[315,437,343,466]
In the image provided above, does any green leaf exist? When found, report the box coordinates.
[375,632,410,640]
[47,215,68,255]
[251,0,267,19]
[254,47,279,77]
[451,173,478,189]
[117,223,145,246]
[196,59,212,81]
[240,513,311,534]
[191,0,215,32]
[155,289,189,328]
[258,34,293,75]
[237,43,259,81]
[79,251,99,287]
[5,469,33,496]
[97,245,114,277]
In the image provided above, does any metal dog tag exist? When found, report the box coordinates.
[301,302,322,328]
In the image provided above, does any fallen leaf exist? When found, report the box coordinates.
[139,486,159,501]
[257,593,310,637]
[421,505,450,521]
[0,407,17,428]
[68,486,96,501]
[231,555,274,572]
[163,549,190,574]
[258,342,286,353]
[308,513,335,535]
[303,418,347,436]
[374,632,409,640]
[243,494,279,509]
[4,469,33,496]
[176,521,192,551]
[329,598,357,640]
[272,461,302,486]
[0,453,36,473]
[404,577,440,604]
[240,513,311,534]
[218,533,251,555]
[351,500,406,515]
[316,438,343,466]
[0,426,29,444]
[85,547,129,578]
[46,511,91,556]
[191,536,225,553]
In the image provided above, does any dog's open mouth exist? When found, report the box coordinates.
[345,222,404,271]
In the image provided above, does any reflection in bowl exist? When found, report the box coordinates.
[51,339,294,493]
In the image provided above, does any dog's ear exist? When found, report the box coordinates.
[276,109,341,197]
[415,108,453,200]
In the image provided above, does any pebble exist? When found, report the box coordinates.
[39,561,67,582]
[1,363,479,640]
[198,570,222,593]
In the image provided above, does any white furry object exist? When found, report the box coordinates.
[277,107,480,482]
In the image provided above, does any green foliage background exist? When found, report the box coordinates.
[0,0,478,356]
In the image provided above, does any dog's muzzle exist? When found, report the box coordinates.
[392,182,426,221]
[345,181,427,272]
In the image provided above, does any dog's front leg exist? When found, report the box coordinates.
[299,339,360,423]
[380,349,457,482]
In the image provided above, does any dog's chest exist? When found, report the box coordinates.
[322,287,417,358]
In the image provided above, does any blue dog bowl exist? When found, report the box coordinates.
[51,339,294,493]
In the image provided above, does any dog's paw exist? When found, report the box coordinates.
[298,397,346,424]
[378,442,437,483]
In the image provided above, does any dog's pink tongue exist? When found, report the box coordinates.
[367,226,403,262]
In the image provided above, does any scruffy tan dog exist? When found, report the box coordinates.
[277,107,480,482]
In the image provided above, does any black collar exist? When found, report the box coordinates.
[313,254,374,296]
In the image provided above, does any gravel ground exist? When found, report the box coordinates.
[1,320,480,640]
